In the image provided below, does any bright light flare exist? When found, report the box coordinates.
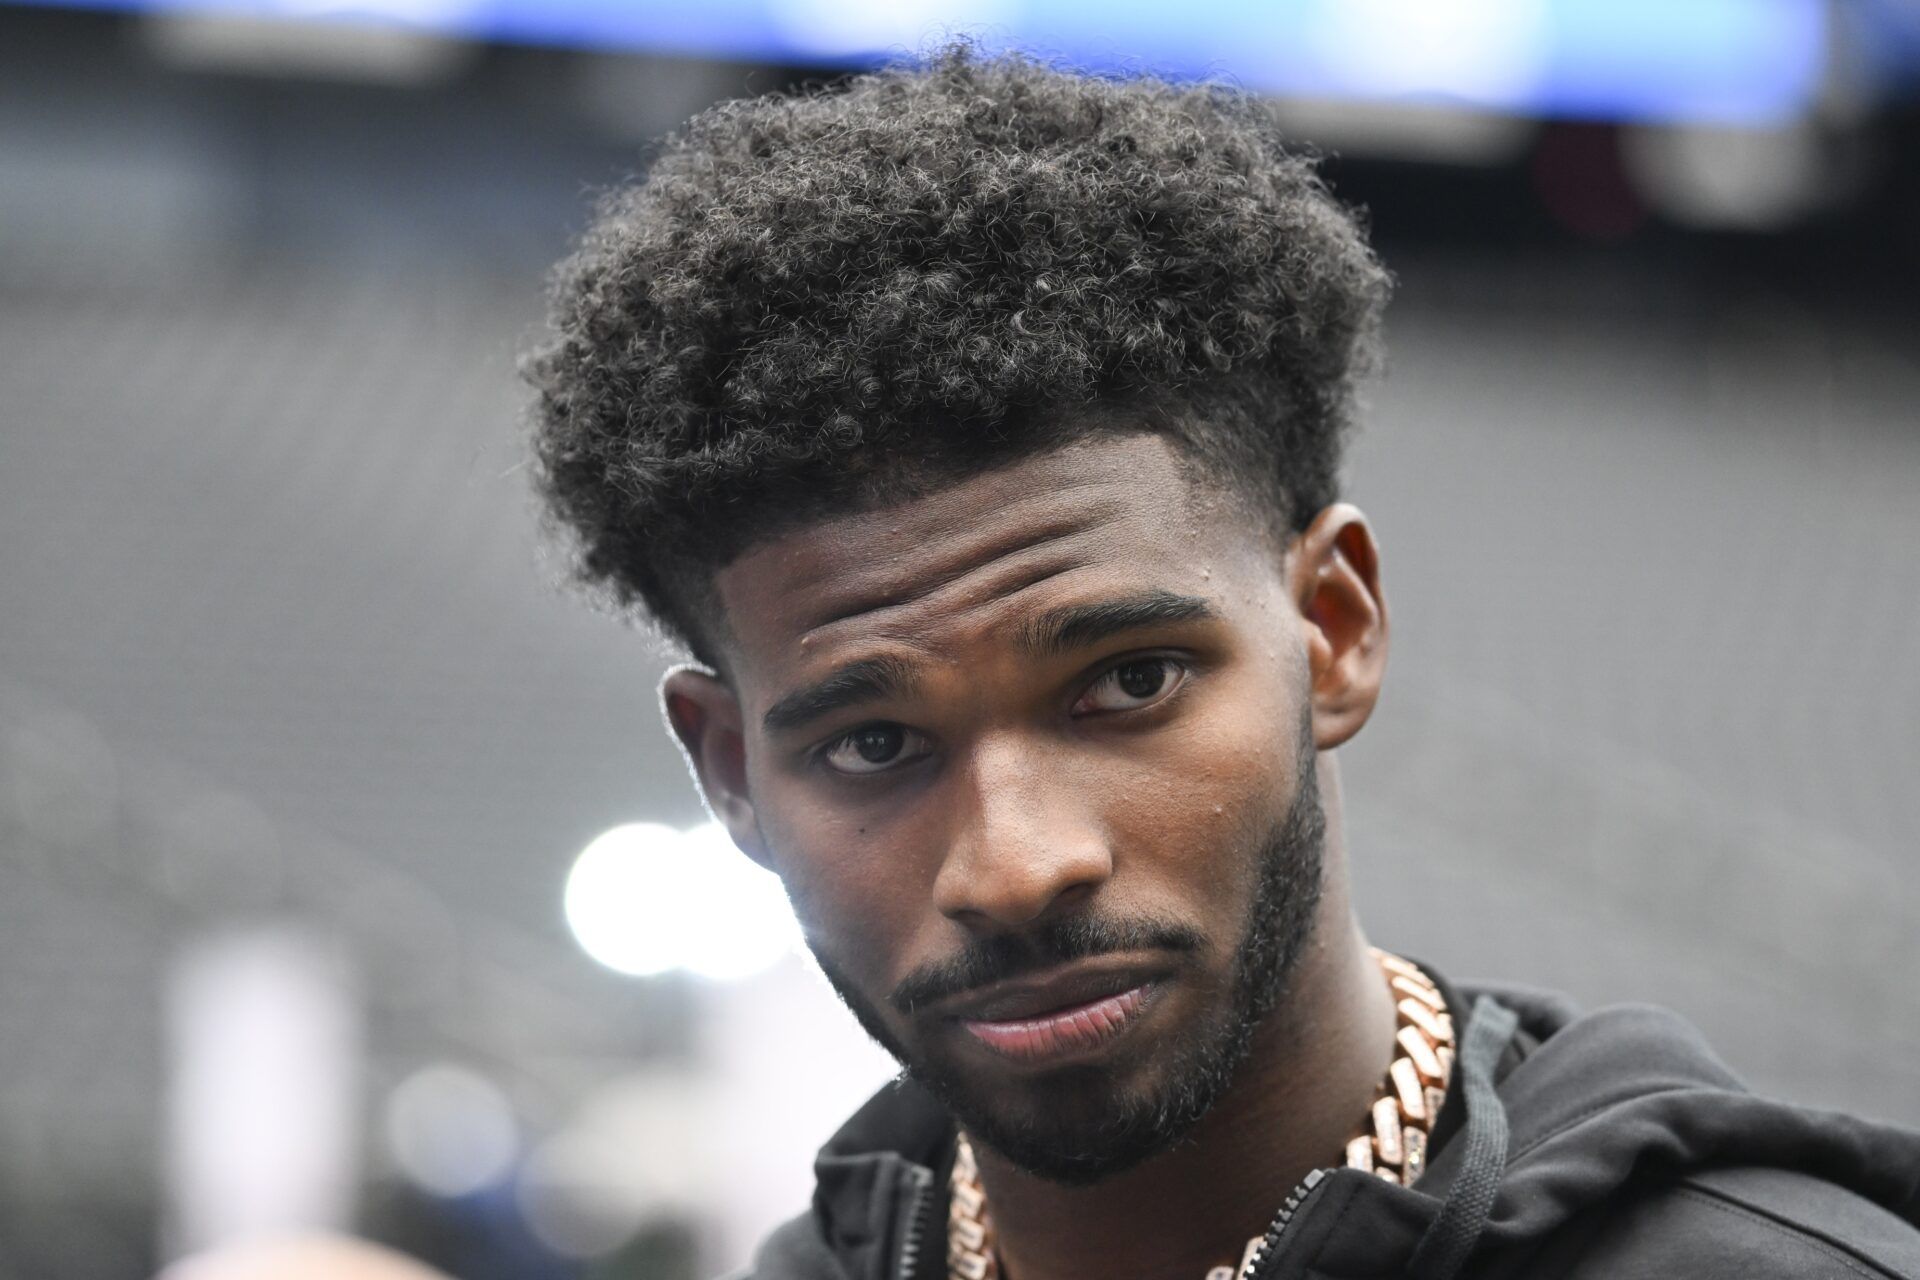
[563,822,802,981]
[384,1064,517,1199]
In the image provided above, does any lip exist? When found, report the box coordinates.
[959,982,1159,1064]
[937,957,1169,1065]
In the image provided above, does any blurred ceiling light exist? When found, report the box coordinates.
[142,10,474,83]
[163,930,361,1258]
[563,822,802,981]
[1622,120,1834,231]
[271,0,480,21]
[384,1064,518,1199]
[767,0,1018,60]
[1306,0,1551,107]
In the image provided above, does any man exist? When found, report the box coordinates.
[526,46,1920,1280]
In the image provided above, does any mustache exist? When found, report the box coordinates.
[889,913,1204,1016]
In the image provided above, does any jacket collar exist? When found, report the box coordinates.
[811,1078,953,1280]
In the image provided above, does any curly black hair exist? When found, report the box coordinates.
[526,44,1391,665]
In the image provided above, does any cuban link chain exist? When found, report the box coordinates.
[945,948,1454,1280]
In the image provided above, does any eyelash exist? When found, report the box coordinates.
[812,653,1193,778]
[1072,654,1189,715]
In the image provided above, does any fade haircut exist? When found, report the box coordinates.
[526,43,1391,667]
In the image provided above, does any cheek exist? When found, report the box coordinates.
[1105,684,1302,902]
[750,780,931,987]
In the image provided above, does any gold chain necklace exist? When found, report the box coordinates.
[945,948,1454,1280]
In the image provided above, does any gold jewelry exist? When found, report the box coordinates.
[945,948,1453,1280]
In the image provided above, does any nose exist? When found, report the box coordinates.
[931,733,1114,930]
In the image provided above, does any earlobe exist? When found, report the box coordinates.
[659,666,773,868]
[1287,504,1390,750]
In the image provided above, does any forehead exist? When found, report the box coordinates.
[712,434,1262,682]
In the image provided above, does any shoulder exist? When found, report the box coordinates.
[719,1211,846,1280]
[1560,1167,1920,1279]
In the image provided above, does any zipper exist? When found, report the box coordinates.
[894,1160,1325,1280]
[1238,1168,1329,1280]
[894,1163,937,1280]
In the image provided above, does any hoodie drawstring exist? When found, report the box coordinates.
[1407,996,1520,1280]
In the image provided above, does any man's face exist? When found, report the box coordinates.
[679,434,1341,1183]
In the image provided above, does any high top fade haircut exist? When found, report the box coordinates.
[526,43,1391,670]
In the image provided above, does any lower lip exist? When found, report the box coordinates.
[959,984,1157,1064]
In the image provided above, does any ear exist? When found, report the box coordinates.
[1286,503,1389,750]
[660,665,774,869]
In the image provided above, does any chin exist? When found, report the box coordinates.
[908,1021,1231,1186]
[944,1070,1200,1186]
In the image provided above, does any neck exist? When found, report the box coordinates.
[971,771,1397,1280]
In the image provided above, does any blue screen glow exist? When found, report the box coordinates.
[16,0,1829,126]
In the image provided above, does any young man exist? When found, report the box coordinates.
[527,47,1920,1280]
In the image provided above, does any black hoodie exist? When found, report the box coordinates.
[735,976,1920,1279]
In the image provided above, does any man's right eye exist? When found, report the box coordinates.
[821,724,927,775]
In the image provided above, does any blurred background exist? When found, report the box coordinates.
[2,0,1917,1276]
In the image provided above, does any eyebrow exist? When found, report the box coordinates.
[761,589,1218,736]
[1016,588,1219,659]
[762,654,920,735]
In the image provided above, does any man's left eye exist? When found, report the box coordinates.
[1073,657,1188,715]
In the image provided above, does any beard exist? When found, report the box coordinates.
[809,735,1327,1186]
